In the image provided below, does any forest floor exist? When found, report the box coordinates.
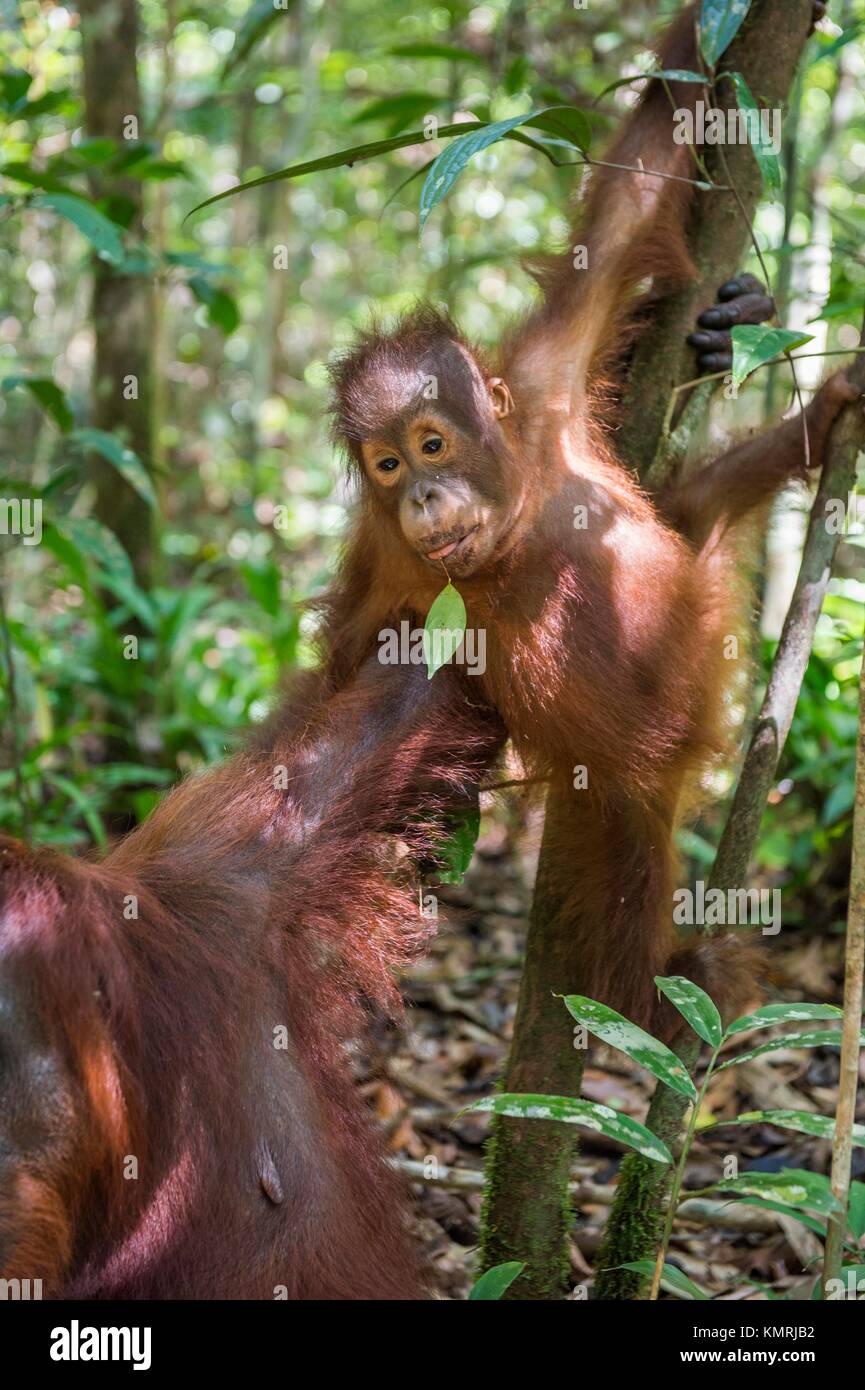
[352,805,857,1301]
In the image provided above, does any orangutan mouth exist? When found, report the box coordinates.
[424,525,480,562]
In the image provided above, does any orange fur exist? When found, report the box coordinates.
[0,661,504,1297]
[322,3,850,1038]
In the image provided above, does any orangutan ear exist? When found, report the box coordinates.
[488,377,515,419]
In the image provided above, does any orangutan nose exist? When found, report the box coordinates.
[408,479,442,510]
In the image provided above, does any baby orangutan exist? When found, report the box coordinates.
[312,2,855,1035]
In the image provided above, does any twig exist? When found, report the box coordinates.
[711,77,812,469]
[711,308,865,890]
[522,149,728,189]
[0,567,31,841]
[649,1040,720,1300]
[822,658,865,1292]
[392,1155,800,1241]
[659,345,865,440]
[390,1156,610,1200]
[480,774,543,793]
[579,155,726,190]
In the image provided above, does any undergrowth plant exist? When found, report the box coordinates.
[469,980,865,1301]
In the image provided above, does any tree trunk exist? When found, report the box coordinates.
[480,787,587,1299]
[622,0,816,488]
[480,0,819,1300]
[80,0,154,587]
[822,635,865,1290]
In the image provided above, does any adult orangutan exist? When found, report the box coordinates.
[0,661,503,1298]
[300,1,851,1035]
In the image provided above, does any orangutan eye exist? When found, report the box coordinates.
[376,457,400,473]
[422,436,444,455]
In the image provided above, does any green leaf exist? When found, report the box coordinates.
[525,107,592,152]
[188,276,241,334]
[419,114,527,232]
[30,192,125,265]
[1,160,68,192]
[505,55,531,96]
[563,995,697,1099]
[717,1029,861,1069]
[822,777,855,826]
[382,160,433,214]
[726,1002,843,1036]
[1,375,73,432]
[820,1266,865,1300]
[726,71,781,193]
[184,111,589,223]
[712,1168,842,1217]
[807,297,865,325]
[45,772,107,848]
[724,1110,865,1147]
[351,93,447,130]
[808,19,865,67]
[42,521,89,585]
[730,325,813,389]
[164,251,238,275]
[436,807,480,884]
[0,477,42,503]
[240,560,281,618]
[700,0,754,67]
[223,0,298,77]
[92,764,175,790]
[158,583,219,648]
[128,158,190,183]
[184,125,482,221]
[741,1279,789,1301]
[423,581,467,679]
[53,515,134,583]
[60,137,118,166]
[110,141,158,172]
[675,828,717,865]
[41,465,78,497]
[654,974,722,1047]
[70,428,157,509]
[848,1182,865,1242]
[0,67,32,112]
[45,514,156,629]
[20,88,70,119]
[596,68,707,102]
[621,1259,709,1300]
[418,108,589,232]
[389,42,486,65]
[725,1196,828,1239]
[466,1094,673,1164]
[468,1262,525,1301]
[112,244,159,277]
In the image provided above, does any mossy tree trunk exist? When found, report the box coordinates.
[480,784,587,1299]
[80,0,154,588]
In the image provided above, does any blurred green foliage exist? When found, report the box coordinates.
[757,584,864,923]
